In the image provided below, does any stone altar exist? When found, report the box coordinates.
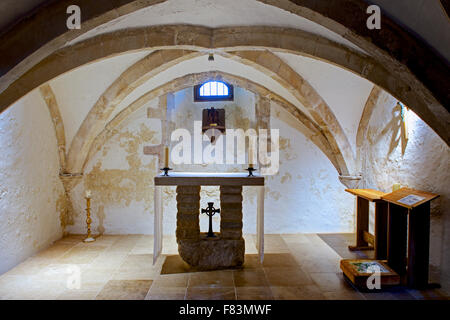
[153,172,265,269]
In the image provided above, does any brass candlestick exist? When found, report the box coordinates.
[83,196,95,243]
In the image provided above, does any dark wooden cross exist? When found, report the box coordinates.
[201,202,220,238]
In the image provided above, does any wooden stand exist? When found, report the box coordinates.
[382,188,439,289]
[346,189,388,260]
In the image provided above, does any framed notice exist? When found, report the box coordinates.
[397,194,426,206]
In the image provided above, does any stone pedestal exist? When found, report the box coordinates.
[153,172,264,267]
[176,185,245,270]
[178,235,245,270]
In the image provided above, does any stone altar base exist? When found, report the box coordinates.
[176,185,245,270]
[178,234,245,270]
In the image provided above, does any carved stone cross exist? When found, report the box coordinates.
[201,202,220,238]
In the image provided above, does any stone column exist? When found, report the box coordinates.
[220,185,243,240]
[176,186,200,241]
[219,185,245,267]
[176,186,201,267]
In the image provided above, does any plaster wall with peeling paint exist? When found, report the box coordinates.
[358,90,450,293]
[0,90,66,274]
[67,86,354,236]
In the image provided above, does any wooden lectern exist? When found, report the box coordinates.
[382,187,439,289]
[345,189,388,260]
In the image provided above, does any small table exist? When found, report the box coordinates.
[345,189,388,260]
[382,187,439,289]
[153,172,265,268]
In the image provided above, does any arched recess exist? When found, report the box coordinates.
[83,71,350,179]
[66,48,355,177]
[1,25,448,146]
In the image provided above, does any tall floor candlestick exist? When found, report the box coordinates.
[83,192,95,243]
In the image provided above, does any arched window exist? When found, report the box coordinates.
[194,81,234,102]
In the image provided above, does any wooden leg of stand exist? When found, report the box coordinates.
[387,203,408,276]
[407,202,430,289]
[349,196,371,251]
[374,201,388,260]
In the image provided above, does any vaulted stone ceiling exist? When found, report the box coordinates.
[66,0,364,53]
[2,0,447,60]
[0,0,448,182]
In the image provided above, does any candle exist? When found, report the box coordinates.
[249,143,254,168]
[392,183,401,192]
[164,146,169,168]
[85,189,92,198]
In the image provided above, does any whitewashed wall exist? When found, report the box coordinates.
[0,90,66,274]
[68,86,354,235]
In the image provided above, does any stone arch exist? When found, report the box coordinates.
[67,48,355,178]
[0,0,167,91]
[356,86,383,153]
[0,25,363,111]
[1,25,447,145]
[84,71,349,178]
[1,0,447,115]
[39,84,67,173]
[256,0,449,114]
[65,49,203,173]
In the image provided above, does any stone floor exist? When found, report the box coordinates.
[0,233,448,300]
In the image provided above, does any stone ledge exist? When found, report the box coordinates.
[220,186,243,194]
[176,186,201,194]
[221,203,243,210]
[176,195,201,202]
[220,230,243,240]
[221,221,243,229]
[220,211,242,221]
[220,194,243,203]
[176,229,200,240]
